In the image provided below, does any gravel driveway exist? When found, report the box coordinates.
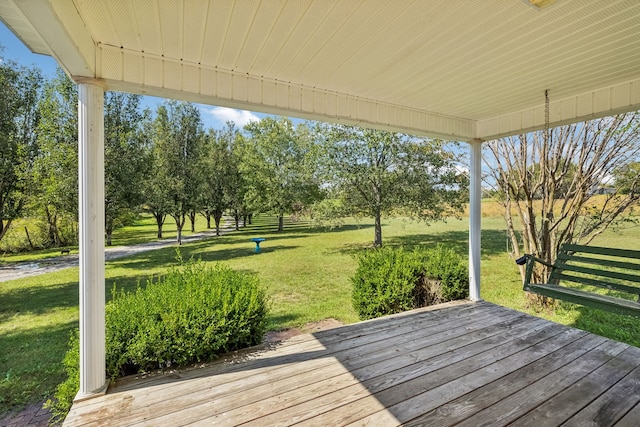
[0,222,235,283]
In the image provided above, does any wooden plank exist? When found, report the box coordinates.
[66,303,513,426]
[402,333,616,426]
[561,244,640,259]
[202,317,560,426]
[553,269,640,295]
[451,340,630,427]
[562,361,640,426]
[558,253,640,272]
[346,326,588,427]
[69,302,495,418]
[132,311,541,426]
[525,284,640,316]
[614,402,640,427]
[510,346,640,427]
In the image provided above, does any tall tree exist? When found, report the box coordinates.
[318,124,468,247]
[152,101,204,244]
[201,122,243,235]
[484,113,640,283]
[103,92,151,245]
[0,54,42,242]
[33,68,78,247]
[242,118,320,232]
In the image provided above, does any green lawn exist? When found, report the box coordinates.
[1,213,639,416]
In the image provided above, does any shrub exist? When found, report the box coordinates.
[44,330,79,425]
[352,245,468,320]
[48,259,268,420]
[106,259,268,377]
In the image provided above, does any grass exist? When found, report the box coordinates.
[1,211,640,417]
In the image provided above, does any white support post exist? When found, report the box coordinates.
[76,81,107,400]
[469,139,482,301]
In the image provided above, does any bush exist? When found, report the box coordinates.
[352,245,468,320]
[44,330,79,425]
[47,259,268,420]
[106,259,268,377]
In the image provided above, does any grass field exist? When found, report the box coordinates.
[1,211,639,416]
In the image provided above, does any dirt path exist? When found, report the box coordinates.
[0,221,236,283]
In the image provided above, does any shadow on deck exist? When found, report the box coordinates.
[64,301,640,426]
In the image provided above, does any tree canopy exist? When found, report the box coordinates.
[317,124,468,246]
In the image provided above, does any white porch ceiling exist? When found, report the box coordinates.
[2,0,640,141]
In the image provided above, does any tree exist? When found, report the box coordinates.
[318,124,468,247]
[104,92,151,245]
[613,161,640,196]
[152,101,204,244]
[0,55,42,243]
[484,113,640,283]
[33,68,78,247]
[242,118,321,232]
[200,122,243,235]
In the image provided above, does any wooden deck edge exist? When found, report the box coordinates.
[107,299,477,392]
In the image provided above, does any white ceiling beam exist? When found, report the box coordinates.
[478,77,640,140]
[8,0,95,77]
[97,45,477,141]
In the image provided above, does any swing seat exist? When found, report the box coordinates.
[517,243,640,317]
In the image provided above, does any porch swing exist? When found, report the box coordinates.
[515,91,640,317]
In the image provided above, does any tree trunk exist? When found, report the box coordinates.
[44,206,59,247]
[188,211,196,233]
[234,209,240,231]
[278,209,284,232]
[248,213,253,225]
[242,214,247,228]
[24,226,34,250]
[213,209,223,236]
[105,217,113,246]
[205,212,211,229]
[174,213,185,245]
[0,219,12,244]
[153,212,165,239]
[374,211,382,247]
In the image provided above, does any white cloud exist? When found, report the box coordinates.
[205,107,260,128]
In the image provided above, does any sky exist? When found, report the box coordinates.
[0,20,265,131]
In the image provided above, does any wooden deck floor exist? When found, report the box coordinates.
[63,300,640,426]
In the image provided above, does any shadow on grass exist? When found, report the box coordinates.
[0,281,78,323]
[235,220,374,236]
[108,242,302,272]
[566,303,640,348]
[386,228,509,257]
[266,313,303,331]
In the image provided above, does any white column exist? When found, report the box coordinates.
[469,139,482,301]
[76,81,107,400]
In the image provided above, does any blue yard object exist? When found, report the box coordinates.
[251,238,266,253]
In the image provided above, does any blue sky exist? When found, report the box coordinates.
[0,20,266,130]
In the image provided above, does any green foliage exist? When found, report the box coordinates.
[242,118,322,231]
[423,245,469,302]
[32,68,79,247]
[104,92,151,245]
[44,330,79,425]
[317,124,468,246]
[0,57,42,243]
[149,101,205,243]
[352,245,468,320]
[105,258,268,377]
[42,259,268,420]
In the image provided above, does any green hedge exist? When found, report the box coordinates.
[352,245,468,320]
[106,259,268,377]
[46,259,268,422]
